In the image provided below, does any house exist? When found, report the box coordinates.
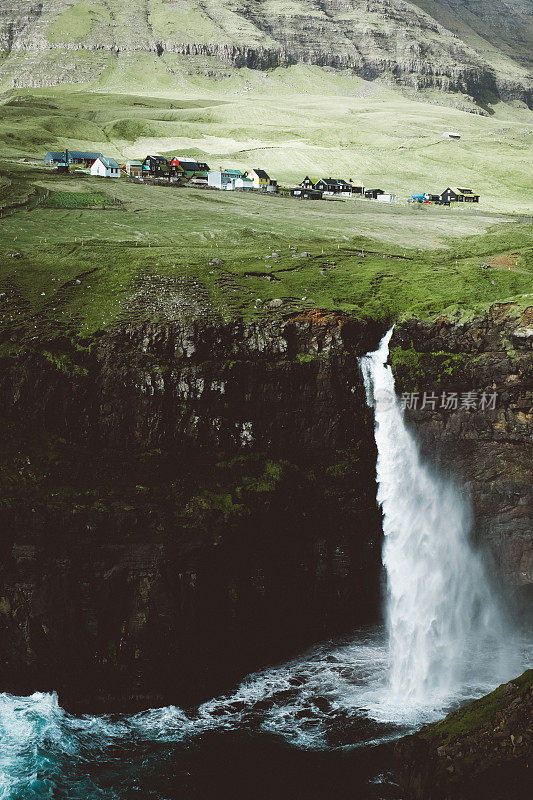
[235,176,254,191]
[440,187,480,203]
[44,150,102,167]
[125,160,143,177]
[91,157,120,178]
[208,169,245,190]
[364,189,385,200]
[142,156,170,177]
[457,187,480,203]
[314,178,353,196]
[171,157,210,178]
[250,169,271,190]
[291,188,323,200]
[440,187,459,203]
[300,176,315,190]
[376,193,396,203]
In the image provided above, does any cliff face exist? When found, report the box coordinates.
[395,670,533,800]
[0,312,386,712]
[0,303,530,711]
[0,0,531,104]
[391,303,532,587]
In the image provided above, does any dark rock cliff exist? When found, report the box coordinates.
[395,669,533,800]
[0,312,386,712]
[391,303,532,588]
[1,303,530,712]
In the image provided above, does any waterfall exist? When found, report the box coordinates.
[360,330,514,709]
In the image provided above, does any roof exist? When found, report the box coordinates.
[97,157,120,169]
[45,151,102,160]
[126,160,143,167]
[317,178,351,187]
[457,187,476,195]
[224,169,244,176]
[252,168,270,179]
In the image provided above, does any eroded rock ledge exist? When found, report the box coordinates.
[395,670,533,800]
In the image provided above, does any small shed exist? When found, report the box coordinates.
[442,132,461,140]
[91,157,120,178]
[376,193,396,203]
[291,188,323,200]
[125,160,143,177]
[235,177,254,191]
[364,189,384,200]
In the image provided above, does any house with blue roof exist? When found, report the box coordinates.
[44,150,102,167]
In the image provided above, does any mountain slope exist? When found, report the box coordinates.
[0,1,531,105]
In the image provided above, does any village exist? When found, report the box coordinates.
[43,149,481,206]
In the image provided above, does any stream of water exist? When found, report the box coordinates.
[0,330,529,799]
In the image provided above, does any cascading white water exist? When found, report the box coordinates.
[360,329,515,709]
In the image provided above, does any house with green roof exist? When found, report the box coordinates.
[208,169,246,191]
[91,157,120,178]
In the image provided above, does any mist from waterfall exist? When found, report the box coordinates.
[360,329,516,711]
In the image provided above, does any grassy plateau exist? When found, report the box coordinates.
[0,77,531,345]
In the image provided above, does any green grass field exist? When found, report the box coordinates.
[1,75,532,214]
[0,77,531,347]
[1,156,531,348]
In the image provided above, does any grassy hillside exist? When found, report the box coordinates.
[1,158,531,346]
[1,81,532,214]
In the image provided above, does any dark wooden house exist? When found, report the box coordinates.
[171,157,210,177]
[440,187,480,203]
[457,187,480,202]
[300,176,315,189]
[143,155,170,177]
[314,178,353,195]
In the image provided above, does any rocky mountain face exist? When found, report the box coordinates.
[0,0,531,104]
[0,312,385,711]
[0,303,531,711]
[391,303,533,587]
[395,669,533,800]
